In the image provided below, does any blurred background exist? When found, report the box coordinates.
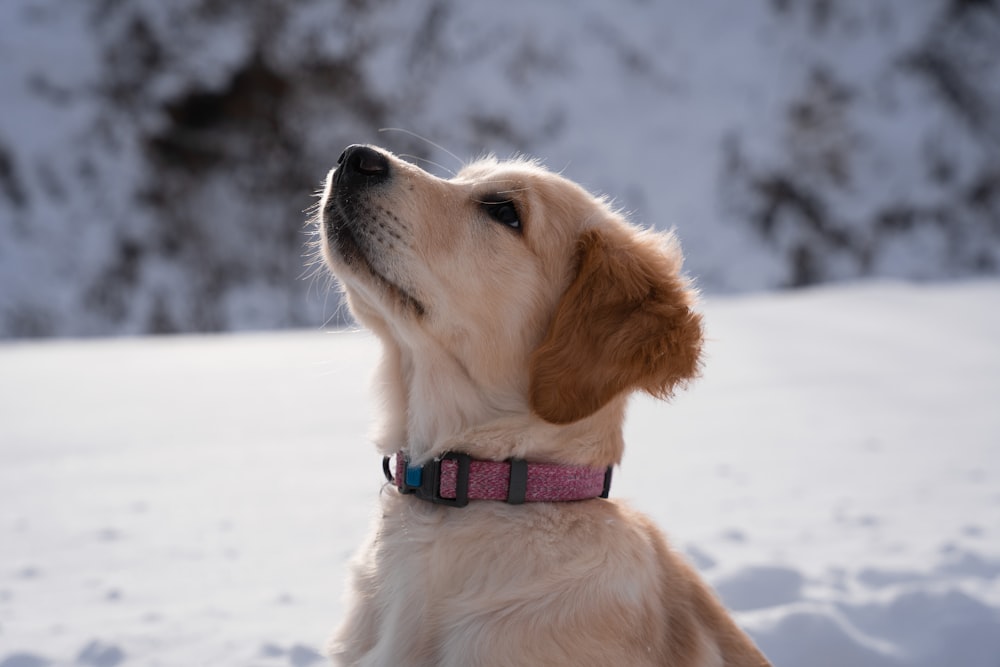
[1,0,998,339]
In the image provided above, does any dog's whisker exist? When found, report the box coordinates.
[496,187,531,196]
[321,282,350,330]
[378,127,464,170]
[398,153,457,177]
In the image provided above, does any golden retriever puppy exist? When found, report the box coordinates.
[317,144,771,667]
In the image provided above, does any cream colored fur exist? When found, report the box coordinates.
[318,146,771,666]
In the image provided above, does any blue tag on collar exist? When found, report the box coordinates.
[404,463,423,488]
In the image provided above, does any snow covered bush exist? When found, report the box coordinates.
[1,0,998,337]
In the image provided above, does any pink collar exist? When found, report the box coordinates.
[383,452,613,507]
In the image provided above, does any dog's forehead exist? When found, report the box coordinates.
[451,158,594,207]
[450,158,535,191]
[454,155,541,180]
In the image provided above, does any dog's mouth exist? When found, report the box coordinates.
[322,194,426,317]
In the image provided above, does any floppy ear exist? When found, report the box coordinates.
[529,226,703,424]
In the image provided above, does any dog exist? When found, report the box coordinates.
[316,144,771,666]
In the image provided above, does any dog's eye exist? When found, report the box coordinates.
[482,200,521,231]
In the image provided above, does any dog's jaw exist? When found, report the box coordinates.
[320,171,427,318]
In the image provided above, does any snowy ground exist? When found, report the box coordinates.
[1,280,999,667]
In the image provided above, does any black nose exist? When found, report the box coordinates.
[335,145,390,187]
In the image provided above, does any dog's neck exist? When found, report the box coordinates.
[371,336,626,468]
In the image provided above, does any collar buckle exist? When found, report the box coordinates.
[389,452,471,507]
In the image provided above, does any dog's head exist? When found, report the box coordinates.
[319,145,702,427]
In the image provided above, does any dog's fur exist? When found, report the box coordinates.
[317,145,771,666]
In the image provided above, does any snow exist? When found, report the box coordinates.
[1,280,998,665]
